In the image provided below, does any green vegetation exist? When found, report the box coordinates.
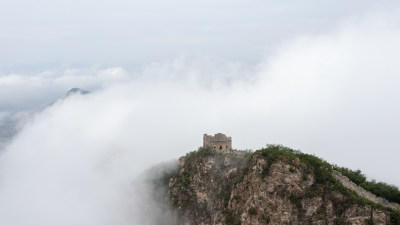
[364,218,373,225]
[173,145,400,224]
[389,209,400,224]
[248,207,258,215]
[178,147,249,224]
[252,144,400,223]
[257,145,400,205]
[264,215,270,223]
[184,147,251,166]
[184,146,217,163]
[181,171,190,187]
[222,209,241,225]
[289,193,302,210]
[257,144,334,184]
[334,166,400,204]
[333,218,345,224]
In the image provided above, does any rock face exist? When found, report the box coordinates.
[168,148,396,225]
[169,151,246,225]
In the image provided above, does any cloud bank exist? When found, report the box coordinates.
[0,10,400,225]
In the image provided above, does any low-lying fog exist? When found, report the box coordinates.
[1,3,400,225]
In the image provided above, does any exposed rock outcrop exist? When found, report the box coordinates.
[168,147,398,225]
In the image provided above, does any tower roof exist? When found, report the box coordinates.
[213,133,228,141]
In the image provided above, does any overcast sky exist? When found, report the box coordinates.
[0,0,397,69]
[1,1,400,224]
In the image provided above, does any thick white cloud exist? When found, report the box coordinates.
[0,5,400,225]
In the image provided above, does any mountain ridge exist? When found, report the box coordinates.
[65,88,90,97]
[165,145,400,225]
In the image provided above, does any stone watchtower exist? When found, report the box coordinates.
[203,133,232,152]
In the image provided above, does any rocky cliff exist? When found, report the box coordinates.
[167,145,400,225]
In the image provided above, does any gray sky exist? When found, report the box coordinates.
[0,0,396,69]
[1,1,400,224]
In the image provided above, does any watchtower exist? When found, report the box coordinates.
[203,133,232,152]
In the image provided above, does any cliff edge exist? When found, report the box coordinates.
[167,145,400,225]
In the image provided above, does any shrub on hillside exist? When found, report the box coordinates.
[334,166,400,204]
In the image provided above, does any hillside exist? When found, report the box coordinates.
[166,145,400,225]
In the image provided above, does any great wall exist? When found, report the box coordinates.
[333,170,400,211]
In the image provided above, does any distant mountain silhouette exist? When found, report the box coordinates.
[65,88,90,97]
[0,88,91,147]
